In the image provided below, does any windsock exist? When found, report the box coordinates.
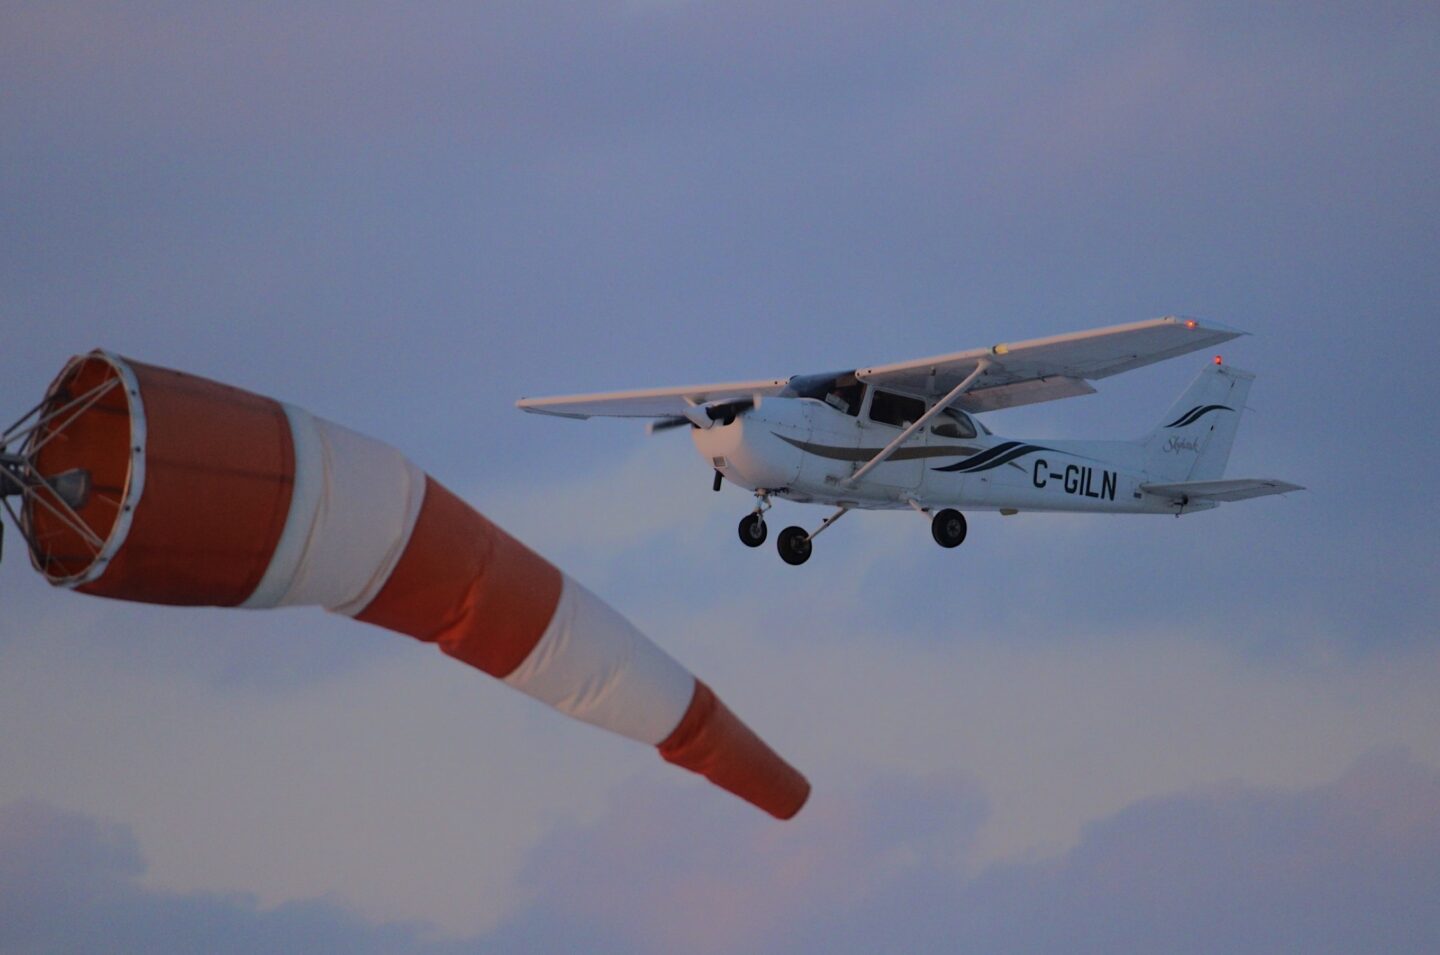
[13,351,809,819]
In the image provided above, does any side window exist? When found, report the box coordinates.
[869,390,926,428]
[930,408,977,439]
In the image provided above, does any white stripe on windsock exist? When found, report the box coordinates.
[503,575,698,745]
[242,407,426,613]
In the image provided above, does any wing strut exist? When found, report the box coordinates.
[845,360,990,486]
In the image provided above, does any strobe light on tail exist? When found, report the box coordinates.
[518,316,1304,564]
[0,351,809,819]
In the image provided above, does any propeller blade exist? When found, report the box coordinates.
[646,416,692,435]
[647,397,756,435]
[704,397,755,425]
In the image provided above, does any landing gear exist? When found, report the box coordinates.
[931,508,967,548]
[776,526,813,565]
[739,491,774,549]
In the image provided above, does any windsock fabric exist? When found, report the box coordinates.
[23,351,809,819]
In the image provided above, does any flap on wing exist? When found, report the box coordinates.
[857,316,1246,404]
[1140,478,1305,503]
[957,376,1096,413]
[517,378,790,419]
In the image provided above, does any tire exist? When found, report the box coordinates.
[738,513,768,547]
[776,525,813,565]
[931,508,967,548]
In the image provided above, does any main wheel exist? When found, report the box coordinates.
[738,513,768,547]
[776,525,813,565]
[931,508,967,548]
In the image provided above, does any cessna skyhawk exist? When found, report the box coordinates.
[518,317,1303,565]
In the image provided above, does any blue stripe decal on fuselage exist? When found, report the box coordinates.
[932,442,1055,473]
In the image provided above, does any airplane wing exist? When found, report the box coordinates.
[517,317,1245,420]
[517,378,791,419]
[1140,478,1305,503]
[858,316,1246,413]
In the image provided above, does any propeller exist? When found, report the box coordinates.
[646,397,755,435]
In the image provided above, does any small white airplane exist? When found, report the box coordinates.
[518,317,1303,565]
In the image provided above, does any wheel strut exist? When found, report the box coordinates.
[804,506,851,543]
[737,491,773,549]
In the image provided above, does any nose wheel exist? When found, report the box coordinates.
[738,513,767,547]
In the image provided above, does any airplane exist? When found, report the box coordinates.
[517,317,1304,565]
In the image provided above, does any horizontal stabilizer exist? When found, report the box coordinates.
[1141,478,1305,503]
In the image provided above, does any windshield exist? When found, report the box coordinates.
[786,370,864,416]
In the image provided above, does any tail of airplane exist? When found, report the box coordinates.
[1141,362,1254,482]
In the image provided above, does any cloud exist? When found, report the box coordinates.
[0,800,443,955]
[0,621,654,937]
[7,568,1438,939]
[488,750,1440,954]
[483,772,986,955]
[2,722,1437,954]
[955,748,1440,954]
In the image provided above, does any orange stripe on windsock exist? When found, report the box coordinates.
[355,476,563,678]
[96,361,295,605]
[658,681,811,820]
[30,354,296,605]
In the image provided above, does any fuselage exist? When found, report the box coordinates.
[693,392,1203,515]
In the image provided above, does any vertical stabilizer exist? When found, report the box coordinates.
[1142,363,1254,482]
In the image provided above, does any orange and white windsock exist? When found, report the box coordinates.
[20,351,809,819]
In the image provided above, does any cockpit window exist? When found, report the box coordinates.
[869,390,926,428]
[930,407,977,439]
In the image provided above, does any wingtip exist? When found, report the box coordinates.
[1168,315,1250,338]
[515,402,591,420]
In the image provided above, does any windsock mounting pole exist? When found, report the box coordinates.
[0,450,24,567]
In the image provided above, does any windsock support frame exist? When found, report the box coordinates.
[0,382,112,570]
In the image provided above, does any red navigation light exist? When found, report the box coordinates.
[1185,319,1198,329]
[1213,355,1223,365]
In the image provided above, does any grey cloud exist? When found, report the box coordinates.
[489,750,1440,954]
[0,578,409,694]
[0,800,456,955]
[3,752,1436,954]
[952,748,1440,953]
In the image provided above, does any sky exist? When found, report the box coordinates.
[2,1,1438,951]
